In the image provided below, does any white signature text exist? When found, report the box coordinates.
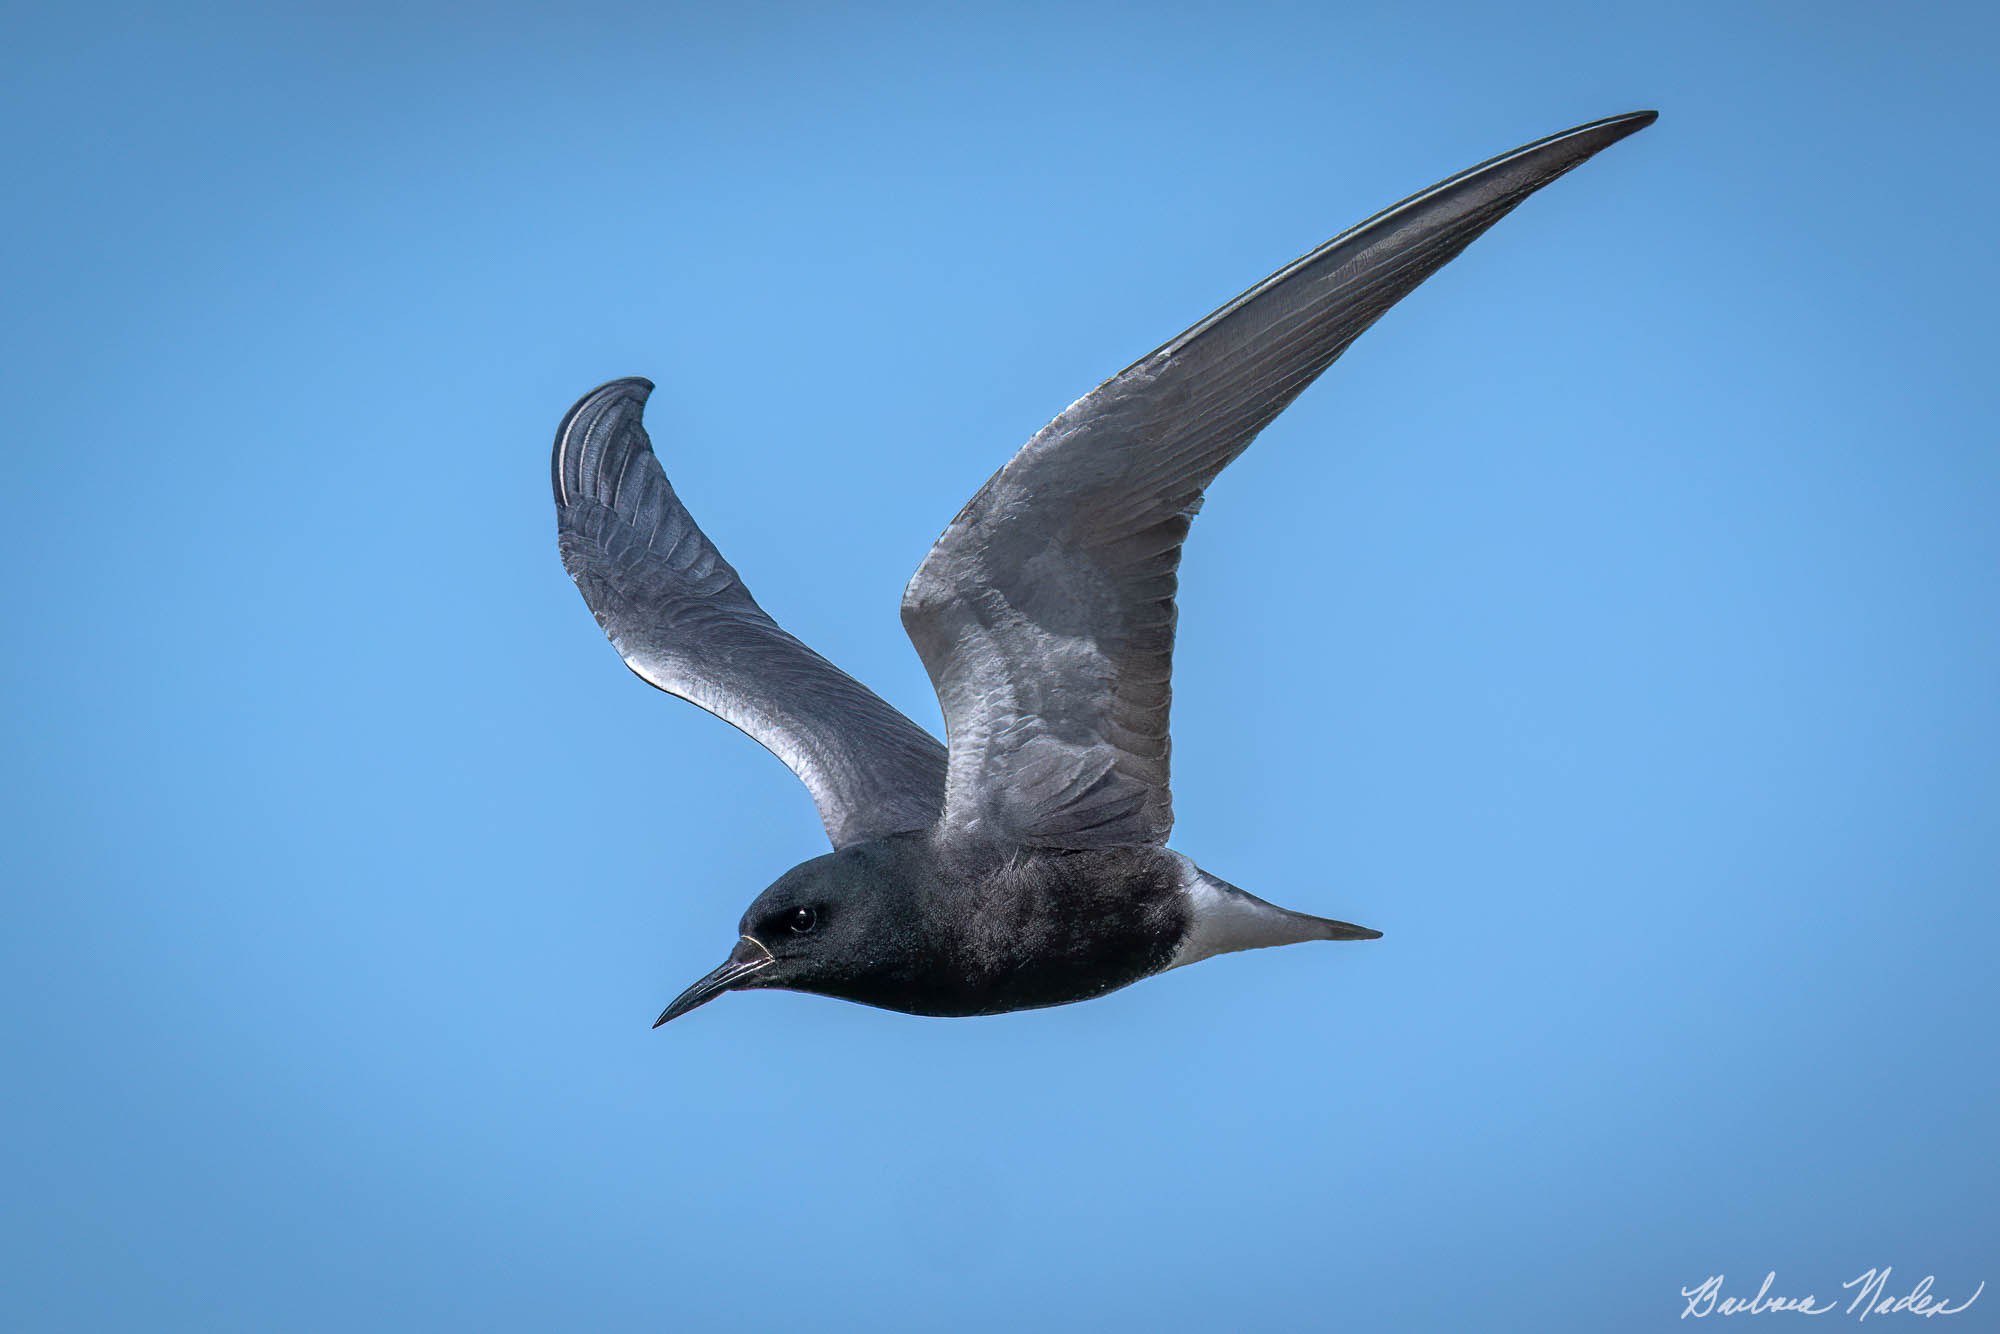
[1681,1269,1984,1321]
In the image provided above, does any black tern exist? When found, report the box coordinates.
[552,110,1656,1026]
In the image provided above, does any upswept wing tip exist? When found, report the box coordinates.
[1502,109,1657,175]
[1582,108,1658,132]
[552,377,657,506]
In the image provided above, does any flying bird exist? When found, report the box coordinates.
[552,110,1656,1026]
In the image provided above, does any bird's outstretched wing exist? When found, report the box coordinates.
[555,378,946,848]
[901,111,1656,849]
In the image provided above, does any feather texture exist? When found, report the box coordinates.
[554,379,947,848]
[901,111,1655,848]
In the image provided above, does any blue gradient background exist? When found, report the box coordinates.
[4,4,1995,1330]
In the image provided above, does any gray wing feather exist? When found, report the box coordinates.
[555,378,946,848]
[902,111,1655,848]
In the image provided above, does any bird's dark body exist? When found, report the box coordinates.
[739,835,1190,1017]
[551,111,1656,1026]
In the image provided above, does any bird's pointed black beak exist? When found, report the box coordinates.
[653,936,774,1028]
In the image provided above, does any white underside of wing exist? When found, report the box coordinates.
[621,651,814,782]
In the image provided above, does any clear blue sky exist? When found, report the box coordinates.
[4,3,1995,1330]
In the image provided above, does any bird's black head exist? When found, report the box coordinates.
[652,842,925,1027]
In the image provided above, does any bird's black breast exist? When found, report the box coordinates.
[816,841,1192,1018]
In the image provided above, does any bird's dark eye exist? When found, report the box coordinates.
[788,906,818,934]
